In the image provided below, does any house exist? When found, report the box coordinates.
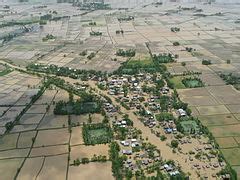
[122,150,132,155]
[121,141,130,146]
[163,164,174,172]
[169,171,180,176]
[177,109,187,117]
[121,120,127,125]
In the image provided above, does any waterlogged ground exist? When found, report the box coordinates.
[0,0,240,179]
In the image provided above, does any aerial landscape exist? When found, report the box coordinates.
[0,0,240,179]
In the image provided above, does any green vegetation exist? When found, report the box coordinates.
[219,73,240,90]
[178,121,200,134]
[181,62,186,66]
[90,31,102,36]
[158,95,171,111]
[171,140,179,148]
[202,59,212,65]
[79,50,87,56]
[173,41,180,46]
[116,30,124,34]
[185,47,194,52]
[152,53,175,63]
[127,57,153,66]
[42,34,56,42]
[40,14,52,21]
[87,52,96,60]
[109,142,124,179]
[182,77,204,88]
[89,21,96,26]
[0,67,13,76]
[116,49,136,57]
[113,115,133,140]
[82,123,113,145]
[78,2,111,10]
[72,155,107,166]
[54,93,101,115]
[0,19,45,28]
[155,112,175,122]
[114,53,169,75]
[171,27,180,32]
[40,14,70,21]
[217,164,237,180]
[27,64,107,81]
[169,76,186,89]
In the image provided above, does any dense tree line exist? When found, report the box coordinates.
[54,93,101,115]
[152,53,175,64]
[27,64,107,81]
[116,49,136,57]
[109,142,124,179]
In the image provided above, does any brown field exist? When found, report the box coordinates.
[178,87,210,97]
[10,124,38,133]
[34,128,69,147]
[70,144,109,163]
[206,85,240,104]
[182,96,219,106]
[70,127,84,146]
[30,145,68,157]
[27,105,48,114]
[68,162,113,180]
[188,106,200,116]
[0,133,18,150]
[226,105,240,114]
[37,108,68,129]
[53,89,69,102]
[216,137,239,148]
[221,148,240,166]
[36,154,68,180]
[17,157,44,180]
[0,158,24,180]
[34,90,57,105]
[233,137,240,144]
[19,113,44,124]
[233,114,240,121]
[71,113,104,125]
[199,114,239,127]
[196,105,230,116]
[0,148,30,159]
[209,124,240,137]
[0,106,9,116]
[17,131,37,148]
[199,73,225,86]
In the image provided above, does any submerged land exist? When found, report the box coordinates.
[0,0,240,179]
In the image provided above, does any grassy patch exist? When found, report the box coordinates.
[169,76,186,89]
[182,77,204,88]
[179,120,200,134]
[221,148,240,166]
[0,67,13,76]
[127,57,153,66]
[82,123,113,145]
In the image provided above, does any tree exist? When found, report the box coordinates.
[171,140,179,148]
[5,122,14,131]
[81,157,90,164]
[181,62,186,66]
[202,59,211,65]
[173,41,180,46]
